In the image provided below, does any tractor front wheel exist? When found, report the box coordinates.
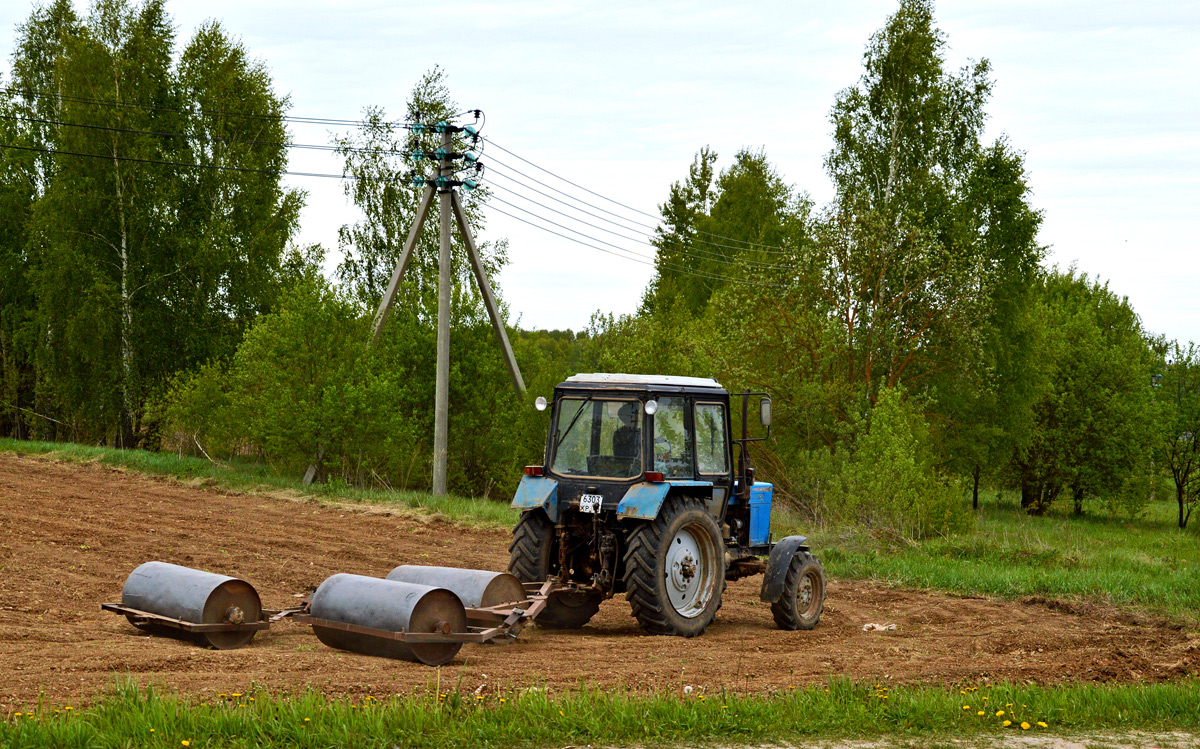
[623,496,725,637]
[770,551,825,630]
[507,510,602,629]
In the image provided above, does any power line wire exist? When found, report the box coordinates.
[0,112,401,157]
[488,182,784,270]
[486,201,789,288]
[0,86,400,129]
[0,141,357,180]
[485,136,804,255]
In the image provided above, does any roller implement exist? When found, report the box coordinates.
[102,373,825,664]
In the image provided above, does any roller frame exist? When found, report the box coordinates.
[101,603,270,633]
[293,579,559,646]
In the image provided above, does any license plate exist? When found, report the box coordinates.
[579,494,603,514]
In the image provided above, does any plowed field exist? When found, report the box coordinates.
[2,454,1198,709]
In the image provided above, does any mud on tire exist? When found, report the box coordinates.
[623,496,725,637]
[507,510,601,629]
[770,551,825,630]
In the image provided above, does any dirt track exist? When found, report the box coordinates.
[2,454,1198,709]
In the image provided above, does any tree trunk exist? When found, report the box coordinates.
[972,464,980,510]
[1073,486,1085,516]
[1180,483,1187,529]
[111,75,136,449]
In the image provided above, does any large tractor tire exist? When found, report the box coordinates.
[770,551,825,630]
[623,496,725,637]
[507,510,602,629]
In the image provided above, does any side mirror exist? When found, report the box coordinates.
[760,397,772,427]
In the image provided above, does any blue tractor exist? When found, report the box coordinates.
[509,373,826,637]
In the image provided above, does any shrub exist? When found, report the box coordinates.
[829,388,971,539]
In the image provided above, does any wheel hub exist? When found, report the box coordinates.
[797,575,812,608]
[664,525,716,618]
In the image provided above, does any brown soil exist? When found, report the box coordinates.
[1,454,1198,709]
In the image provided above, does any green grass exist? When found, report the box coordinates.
[791,491,1200,623]
[2,679,1199,748]
[0,438,513,529]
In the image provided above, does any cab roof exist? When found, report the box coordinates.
[560,373,727,395]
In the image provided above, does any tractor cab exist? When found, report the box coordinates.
[537,374,741,516]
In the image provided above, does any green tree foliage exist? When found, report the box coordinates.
[0,73,38,439]
[1,0,301,445]
[163,68,551,496]
[832,387,970,538]
[1155,342,1200,528]
[1014,269,1158,515]
[645,148,810,314]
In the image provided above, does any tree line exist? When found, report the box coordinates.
[0,0,1195,535]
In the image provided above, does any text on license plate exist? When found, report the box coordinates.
[579,494,604,513]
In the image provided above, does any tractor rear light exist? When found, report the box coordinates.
[643,471,664,482]
[524,465,544,477]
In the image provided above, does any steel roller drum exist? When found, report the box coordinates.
[121,561,262,650]
[386,565,526,624]
[308,573,467,666]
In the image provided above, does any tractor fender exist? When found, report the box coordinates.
[617,480,712,521]
[511,475,559,524]
[759,535,810,603]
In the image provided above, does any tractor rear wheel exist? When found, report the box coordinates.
[507,510,602,629]
[623,496,725,637]
[770,551,825,630]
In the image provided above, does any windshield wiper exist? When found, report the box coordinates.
[555,397,593,449]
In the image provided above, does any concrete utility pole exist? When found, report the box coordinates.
[367,115,525,496]
[432,130,453,495]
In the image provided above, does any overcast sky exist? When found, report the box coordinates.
[2,1,1197,343]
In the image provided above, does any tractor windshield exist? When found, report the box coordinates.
[550,397,642,479]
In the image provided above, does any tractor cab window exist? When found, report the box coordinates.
[653,397,694,479]
[694,403,729,474]
[550,398,642,479]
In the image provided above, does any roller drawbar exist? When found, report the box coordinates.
[102,562,561,665]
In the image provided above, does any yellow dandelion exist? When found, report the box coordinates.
[304,718,311,723]
[962,705,970,710]
[1006,703,1013,707]
[249,697,255,702]
[982,696,988,701]
[787,685,795,690]
[977,711,985,716]
[558,710,564,716]
[12,712,21,718]
[960,689,966,694]
[721,705,728,710]
[1037,721,1048,728]
[65,706,73,711]
[231,693,241,698]
[499,698,507,704]
[1003,720,1012,727]
[1021,722,1030,730]
[150,729,155,733]
[218,693,227,698]
[182,742,191,747]
[996,710,1004,717]
[475,695,484,700]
